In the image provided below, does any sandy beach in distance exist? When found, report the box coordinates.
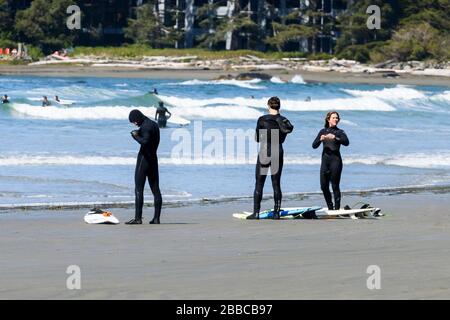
[0,192,449,300]
[1,65,450,87]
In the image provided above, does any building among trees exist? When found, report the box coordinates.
[5,0,348,52]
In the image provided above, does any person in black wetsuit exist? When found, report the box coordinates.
[312,111,349,210]
[247,97,294,220]
[126,109,163,224]
[155,101,171,128]
[2,95,9,104]
[42,96,51,107]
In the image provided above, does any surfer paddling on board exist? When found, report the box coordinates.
[247,97,294,220]
[312,111,349,210]
[126,110,163,224]
[155,101,172,128]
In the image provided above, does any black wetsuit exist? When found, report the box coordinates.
[312,126,349,210]
[155,106,170,128]
[2,99,9,104]
[252,114,293,219]
[129,110,162,223]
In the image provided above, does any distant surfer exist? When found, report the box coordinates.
[126,109,162,225]
[155,101,172,128]
[2,95,9,104]
[312,111,349,210]
[247,97,294,220]
[305,96,311,102]
[151,88,158,95]
[55,95,61,103]
[42,96,51,107]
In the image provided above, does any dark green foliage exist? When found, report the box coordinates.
[14,0,77,54]
[124,2,181,48]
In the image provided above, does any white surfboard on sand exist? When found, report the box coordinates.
[314,208,383,219]
[84,208,119,224]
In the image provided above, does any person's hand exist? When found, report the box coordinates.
[131,130,139,137]
[326,133,336,140]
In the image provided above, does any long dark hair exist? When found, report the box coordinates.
[324,111,340,128]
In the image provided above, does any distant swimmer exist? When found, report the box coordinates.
[305,96,311,102]
[42,96,51,107]
[312,111,349,210]
[55,95,61,103]
[247,97,294,220]
[155,101,172,128]
[126,109,162,225]
[2,95,10,104]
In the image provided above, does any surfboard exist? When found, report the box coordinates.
[84,208,119,224]
[233,207,382,220]
[311,207,383,219]
[54,99,76,106]
[233,206,322,220]
[146,93,190,126]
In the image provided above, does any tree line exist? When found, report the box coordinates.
[0,0,449,62]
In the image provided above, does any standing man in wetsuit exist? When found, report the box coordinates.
[155,101,171,128]
[247,97,294,220]
[312,111,349,210]
[127,109,163,224]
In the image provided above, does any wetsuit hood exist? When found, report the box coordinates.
[129,109,147,126]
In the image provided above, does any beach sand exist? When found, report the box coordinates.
[1,65,450,87]
[0,192,449,300]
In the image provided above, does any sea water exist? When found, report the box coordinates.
[1,75,449,207]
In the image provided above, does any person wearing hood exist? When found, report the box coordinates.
[127,109,163,224]
[312,111,349,210]
[247,97,294,220]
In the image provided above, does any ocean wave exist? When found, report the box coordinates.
[8,103,188,124]
[8,103,255,121]
[174,78,265,89]
[270,76,285,84]
[159,95,395,112]
[2,153,449,169]
[431,91,450,102]
[168,105,262,120]
[342,86,426,100]
[291,75,306,84]
[17,85,125,101]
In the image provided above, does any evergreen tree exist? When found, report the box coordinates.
[14,0,77,53]
[124,1,181,48]
[265,8,318,52]
[195,0,257,50]
[0,0,15,41]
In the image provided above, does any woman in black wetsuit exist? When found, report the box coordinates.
[247,97,294,220]
[312,111,349,210]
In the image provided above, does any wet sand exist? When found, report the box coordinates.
[0,192,449,300]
